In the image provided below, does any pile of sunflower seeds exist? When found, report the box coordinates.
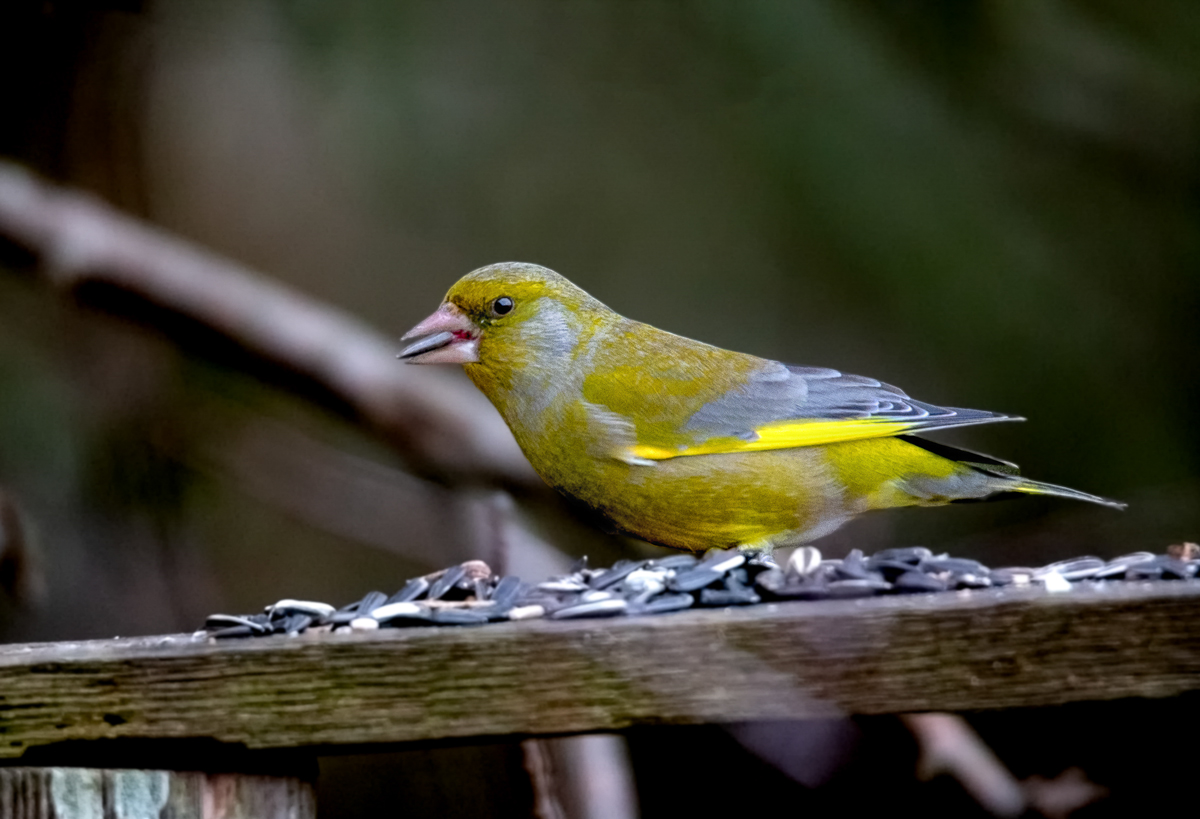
[201,542,1199,639]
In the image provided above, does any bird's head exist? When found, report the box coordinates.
[399,262,606,366]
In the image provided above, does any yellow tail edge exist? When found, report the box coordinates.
[1011,478,1127,510]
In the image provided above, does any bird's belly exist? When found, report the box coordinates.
[534,446,851,552]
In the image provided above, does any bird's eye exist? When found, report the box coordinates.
[491,297,514,316]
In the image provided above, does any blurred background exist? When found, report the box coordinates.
[0,1,1197,817]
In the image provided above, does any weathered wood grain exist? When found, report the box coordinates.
[0,583,1197,758]
[0,768,314,819]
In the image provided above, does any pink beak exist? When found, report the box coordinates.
[399,303,481,364]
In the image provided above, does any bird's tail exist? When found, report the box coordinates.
[1003,476,1127,510]
[900,435,1127,510]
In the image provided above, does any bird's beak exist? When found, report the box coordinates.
[398,303,481,364]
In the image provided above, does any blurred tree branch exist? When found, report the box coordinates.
[187,407,485,566]
[0,161,541,494]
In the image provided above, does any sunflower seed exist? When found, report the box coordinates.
[761,575,839,599]
[1039,571,1072,592]
[871,560,920,582]
[210,626,257,639]
[650,554,699,571]
[371,602,426,621]
[746,552,779,570]
[268,599,336,619]
[491,576,524,608]
[1093,553,1155,580]
[699,588,760,606]
[698,552,746,574]
[787,546,822,579]
[835,549,871,581]
[753,567,788,594]
[990,567,1034,586]
[1111,551,1156,565]
[589,559,646,589]
[550,598,628,619]
[1159,557,1192,579]
[387,578,429,604]
[920,557,990,577]
[668,567,724,592]
[630,593,695,614]
[824,579,887,599]
[538,578,590,593]
[428,565,467,600]
[894,571,947,593]
[1036,557,1104,581]
[430,608,490,626]
[353,591,388,616]
[281,614,313,635]
[469,604,503,621]
[459,560,493,581]
[869,546,932,566]
[205,614,269,633]
[1126,555,1191,580]
[507,604,546,621]
[952,573,992,590]
[623,567,667,591]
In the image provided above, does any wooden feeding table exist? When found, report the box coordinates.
[0,581,1197,817]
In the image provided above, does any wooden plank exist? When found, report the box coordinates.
[0,583,1197,757]
[0,768,315,819]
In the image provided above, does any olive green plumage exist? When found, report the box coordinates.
[401,262,1123,553]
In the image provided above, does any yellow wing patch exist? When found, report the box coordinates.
[628,418,915,461]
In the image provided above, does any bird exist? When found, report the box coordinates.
[399,262,1123,554]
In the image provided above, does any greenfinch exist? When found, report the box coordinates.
[400,263,1123,553]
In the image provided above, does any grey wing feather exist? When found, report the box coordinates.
[684,361,1020,438]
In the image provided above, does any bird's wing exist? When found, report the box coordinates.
[614,360,1020,463]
